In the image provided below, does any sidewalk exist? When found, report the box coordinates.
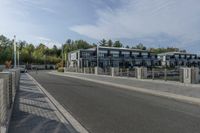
[8,73,76,133]
[50,72,200,104]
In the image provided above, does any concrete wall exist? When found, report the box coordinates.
[0,69,20,133]
[0,78,8,128]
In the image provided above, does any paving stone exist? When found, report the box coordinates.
[8,74,72,133]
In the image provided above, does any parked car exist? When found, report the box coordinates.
[20,67,27,73]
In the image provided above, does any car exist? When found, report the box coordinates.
[20,67,27,73]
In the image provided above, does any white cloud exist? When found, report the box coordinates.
[70,0,200,48]
[35,36,61,48]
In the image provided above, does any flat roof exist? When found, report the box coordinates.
[158,52,196,56]
[68,46,149,54]
[98,46,148,52]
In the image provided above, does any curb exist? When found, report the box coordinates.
[50,72,200,106]
[27,73,89,133]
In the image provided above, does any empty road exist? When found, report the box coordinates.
[29,71,200,133]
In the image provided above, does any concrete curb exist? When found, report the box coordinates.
[50,72,200,106]
[62,71,200,88]
[27,73,89,133]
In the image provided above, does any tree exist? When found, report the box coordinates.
[99,39,107,47]
[113,41,123,47]
[135,43,146,50]
[107,40,113,47]
[125,45,130,48]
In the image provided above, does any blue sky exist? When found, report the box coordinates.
[0,0,200,54]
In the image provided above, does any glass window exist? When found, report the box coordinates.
[132,52,139,55]
[122,51,130,57]
[141,52,148,56]
[181,55,185,58]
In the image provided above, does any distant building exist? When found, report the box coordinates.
[158,52,200,67]
[68,46,159,68]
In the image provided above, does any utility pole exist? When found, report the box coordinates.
[13,35,17,68]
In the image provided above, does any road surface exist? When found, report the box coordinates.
[29,71,200,133]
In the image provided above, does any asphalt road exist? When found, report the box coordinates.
[29,71,200,133]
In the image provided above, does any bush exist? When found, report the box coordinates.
[57,67,64,72]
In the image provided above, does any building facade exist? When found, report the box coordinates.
[68,47,159,68]
[158,52,200,67]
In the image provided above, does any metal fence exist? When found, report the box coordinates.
[0,69,20,133]
[144,68,181,82]
[65,67,200,83]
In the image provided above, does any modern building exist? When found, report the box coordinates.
[158,52,200,67]
[68,46,159,68]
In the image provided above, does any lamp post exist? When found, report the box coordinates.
[97,45,99,69]
[65,53,67,68]
[17,50,20,68]
[13,35,17,68]
[62,44,64,67]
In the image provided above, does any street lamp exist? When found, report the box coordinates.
[13,35,17,68]
[62,44,64,67]
[97,45,99,68]
[17,50,20,68]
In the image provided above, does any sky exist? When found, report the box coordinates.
[0,0,200,54]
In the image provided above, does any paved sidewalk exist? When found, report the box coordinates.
[8,73,75,133]
[52,72,200,99]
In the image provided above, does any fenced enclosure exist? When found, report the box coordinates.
[145,68,181,82]
[65,67,200,84]
[0,69,20,133]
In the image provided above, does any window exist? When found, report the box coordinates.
[122,51,130,57]
[82,52,90,58]
[175,55,179,59]
[99,50,107,58]
[141,52,148,58]
[181,55,185,59]
[110,51,119,58]
[132,52,139,57]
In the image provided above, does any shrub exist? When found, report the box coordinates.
[57,67,64,72]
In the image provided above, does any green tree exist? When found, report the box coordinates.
[113,41,123,47]
[107,40,113,47]
[134,43,146,50]
[99,39,107,47]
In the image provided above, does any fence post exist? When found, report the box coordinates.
[127,68,129,77]
[95,67,98,75]
[111,67,114,77]
[83,68,85,73]
[164,68,167,81]
[152,68,155,80]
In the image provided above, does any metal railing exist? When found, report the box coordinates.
[144,68,181,82]
[0,69,20,133]
[65,67,200,84]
